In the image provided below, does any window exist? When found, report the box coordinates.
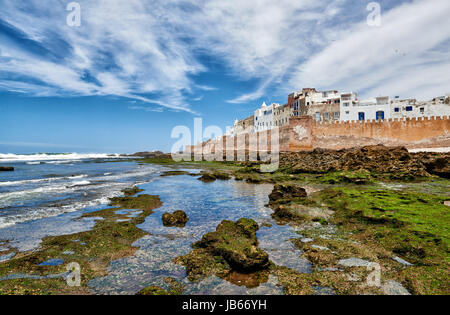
[334,112,339,119]
[315,112,320,121]
[324,112,329,120]
[358,112,365,121]
[345,111,350,115]
[406,106,413,112]
[394,107,400,113]
[420,107,425,114]
[343,102,349,107]
[376,111,385,120]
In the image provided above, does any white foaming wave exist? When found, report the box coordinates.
[0,153,126,163]
[95,167,158,182]
[66,180,91,188]
[26,161,41,165]
[0,185,67,206]
[0,174,88,187]
[0,183,130,228]
[0,180,132,209]
[45,160,77,165]
[0,165,160,228]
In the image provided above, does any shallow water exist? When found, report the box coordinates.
[89,173,310,295]
[0,158,157,228]
[1,159,311,295]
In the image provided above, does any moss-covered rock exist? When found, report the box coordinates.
[162,210,189,228]
[122,186,144,197]
[269,184,307,204]
[194,218,269,271]
[198,171,231,182]
[109,194,160,211]
[175,218,270,283]
[160,170,191,177]
[136,286,169,295]
[136,277,185,295]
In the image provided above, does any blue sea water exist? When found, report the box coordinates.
[0,154,158,229]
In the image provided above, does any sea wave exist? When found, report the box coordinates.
[0,153,126,162]
[0,174,88,187]
[66,180,91,188]
[0,195,117,229]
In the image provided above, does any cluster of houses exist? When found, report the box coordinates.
[227,88,450,136]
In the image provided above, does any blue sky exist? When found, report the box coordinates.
[0,0,449,153]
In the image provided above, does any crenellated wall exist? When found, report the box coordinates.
[185,115,450,157]
[290,115,450,150]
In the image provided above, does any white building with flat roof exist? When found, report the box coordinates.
[254,102,280,132]
[391,96,450,118]
[340,93,391,121]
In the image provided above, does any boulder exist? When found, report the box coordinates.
[198,172,217,183]
[194,218,269,271]
[269,184,307,203]
[178,218,270,274]
[162,210,189,227]
[198,171,231,182]
[0,167,14,172]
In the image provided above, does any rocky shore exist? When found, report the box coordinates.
[279,145,449,179]
[1,144,448,295]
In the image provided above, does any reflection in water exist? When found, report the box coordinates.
[89,174,310,295]
[223,270,270,289]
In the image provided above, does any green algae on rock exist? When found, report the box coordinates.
[162,210,189,228]
[198,171,231,183]
[174,218,270,284]
[122,186,144,197]
[269,184,307,202]
[160,170,191,177]
[136,277,185,295]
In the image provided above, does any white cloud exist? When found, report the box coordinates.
[0,0,205,112]
[0,0,448,110]
[289,0,450,100]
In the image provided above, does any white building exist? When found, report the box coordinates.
[340,93,391,121]
[254,102,280,132]
[391,96,450,118]
[307,90,341,105]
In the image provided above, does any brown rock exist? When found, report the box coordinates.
[269,184,307,203]
[193,218,270,271]
[280,145,439,179]
[162,210,189,227]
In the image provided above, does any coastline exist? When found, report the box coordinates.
[0,146,449,295]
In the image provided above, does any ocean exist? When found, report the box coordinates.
[0,153,157,229]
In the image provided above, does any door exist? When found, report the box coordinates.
[376,111,385,120]
[358,112,365,121]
